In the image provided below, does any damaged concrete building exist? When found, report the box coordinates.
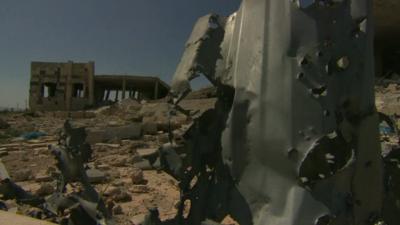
[29,61,169,111]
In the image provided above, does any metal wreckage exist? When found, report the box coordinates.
[159,0,399,225]
[0,121,111,225]
[1,0,400,225]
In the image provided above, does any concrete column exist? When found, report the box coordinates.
[122,77,127,99]
[65,61,73,111]
[88,61,95,105]
[153,80,159,99]
[115,90,119,102]
[105,89,110,101]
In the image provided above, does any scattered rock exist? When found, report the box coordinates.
[87,123,142,144]
[13,169,34,182]
[86,169,107,183]
[130,168,147,185]
[129,185,150,194]
[130,213,147,225]
[136,148,158,158]
[113,190,132,203]
[109,157,127,167]
[35,183,54,196]
[4,200,17,209]
[96,164,110,170]
[111,180,125,187]
[143,135,157,142]
[142,122,158,135]
[104,186,122,197]
[35,172,52,182]
[133,160,154,170]
[157,134,170,144]
[112,205,123,215]
[0,118,10,129]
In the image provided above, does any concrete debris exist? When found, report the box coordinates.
[108,187,132,203]
[86,169,108,184]
[0,118,10,129]
[35,183,54,197]
[13,169,34,182]
[130,213,147,225]
[129,185,150,194]
[112,204,123,215]
[34,173,52,183]
[86,123,142,144]
[130,168,147,185]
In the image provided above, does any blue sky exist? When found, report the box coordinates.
[0,0,240,108]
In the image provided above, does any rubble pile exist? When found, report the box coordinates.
[0,94,216,225]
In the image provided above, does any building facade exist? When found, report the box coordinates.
[29,61,170,111]
[29,61,95,111]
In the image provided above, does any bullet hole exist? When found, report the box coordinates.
[288,148,299,161]
[337,56,350,70]
[315,215,333,225]
[327,131,337,139]
[311,85,328,98]
[323,110,330,117]
[299,55,311,67]
[297,72,305,80]
[299,133,353,186]
[316,51,324,58]
[358,18,367,33]
[325,64,333,76]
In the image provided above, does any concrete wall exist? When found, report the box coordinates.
[29,61,95,111]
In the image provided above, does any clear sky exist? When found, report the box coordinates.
[0,0,241,109]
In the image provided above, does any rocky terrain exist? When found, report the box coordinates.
[0,88,219,225]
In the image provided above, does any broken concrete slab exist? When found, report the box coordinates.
[130,213,147,225]
[142,122,158,135]
[0,118,10,129]
[136,147,158,158]
[86,123,142,144]
[86,169,107,184]
[34,172,52,182]
[13,169,34,182]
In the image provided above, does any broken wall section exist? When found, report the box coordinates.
[29,61,95,111]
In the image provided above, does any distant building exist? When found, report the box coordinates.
[29,61,169,111]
